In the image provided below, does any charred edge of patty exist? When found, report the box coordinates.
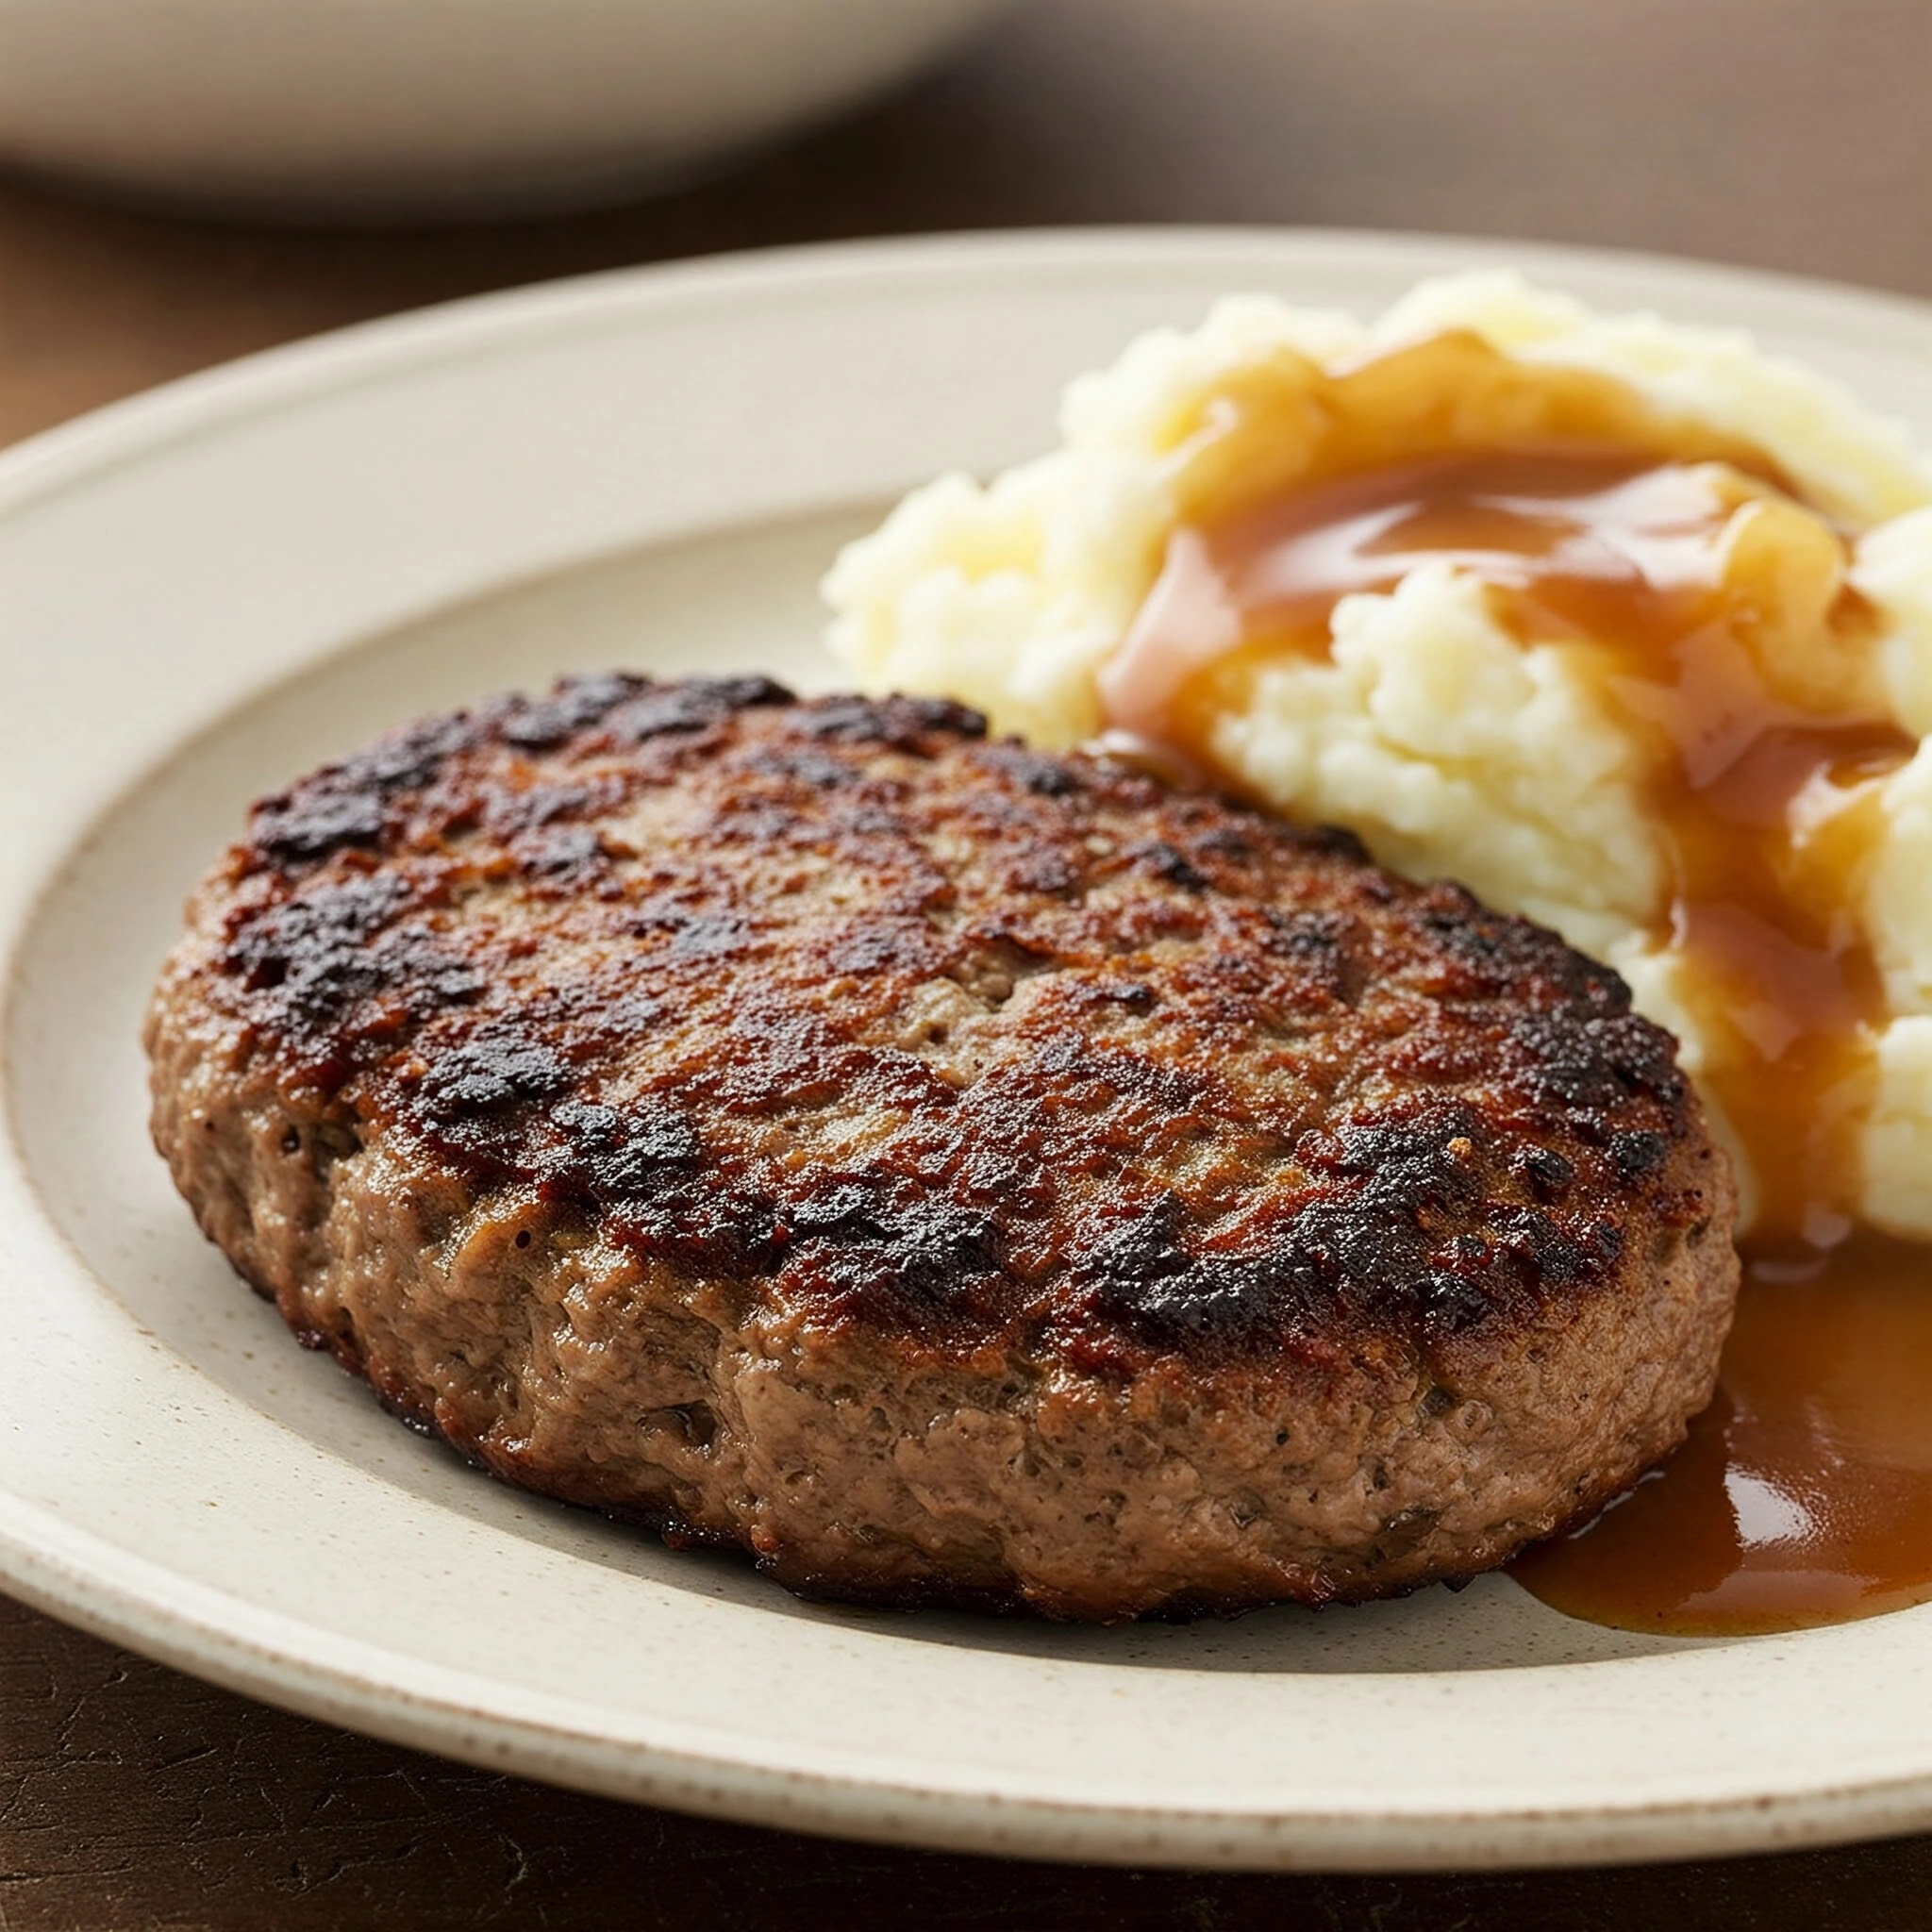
[197,675,1723,1367]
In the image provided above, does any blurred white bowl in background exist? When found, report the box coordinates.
[0,0,1017,224]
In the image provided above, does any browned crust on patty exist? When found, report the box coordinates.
[145,674,1738,1619]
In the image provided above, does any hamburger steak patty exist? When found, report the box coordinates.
[146,674,1739,1621]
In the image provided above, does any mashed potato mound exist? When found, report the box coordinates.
[823,274,1932,1241]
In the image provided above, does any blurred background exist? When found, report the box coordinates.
[5,0,1931,443]
[7,1,1932,1925]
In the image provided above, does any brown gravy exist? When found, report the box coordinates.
[1509,1235,1932,1635]
[1100,330,1912,1244]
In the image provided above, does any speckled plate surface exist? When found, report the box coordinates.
[5,230,1932,1871]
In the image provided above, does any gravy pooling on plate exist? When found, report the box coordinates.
[1511,1233,1932,1634]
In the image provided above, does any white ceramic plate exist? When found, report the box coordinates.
[7,229,1932,1873]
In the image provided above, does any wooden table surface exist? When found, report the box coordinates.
[8,1,1932,1924]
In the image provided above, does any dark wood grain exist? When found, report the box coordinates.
[8,0,1932,1923]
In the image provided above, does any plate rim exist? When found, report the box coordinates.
[8,225,1932,1872]
[14,220,1932,519]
